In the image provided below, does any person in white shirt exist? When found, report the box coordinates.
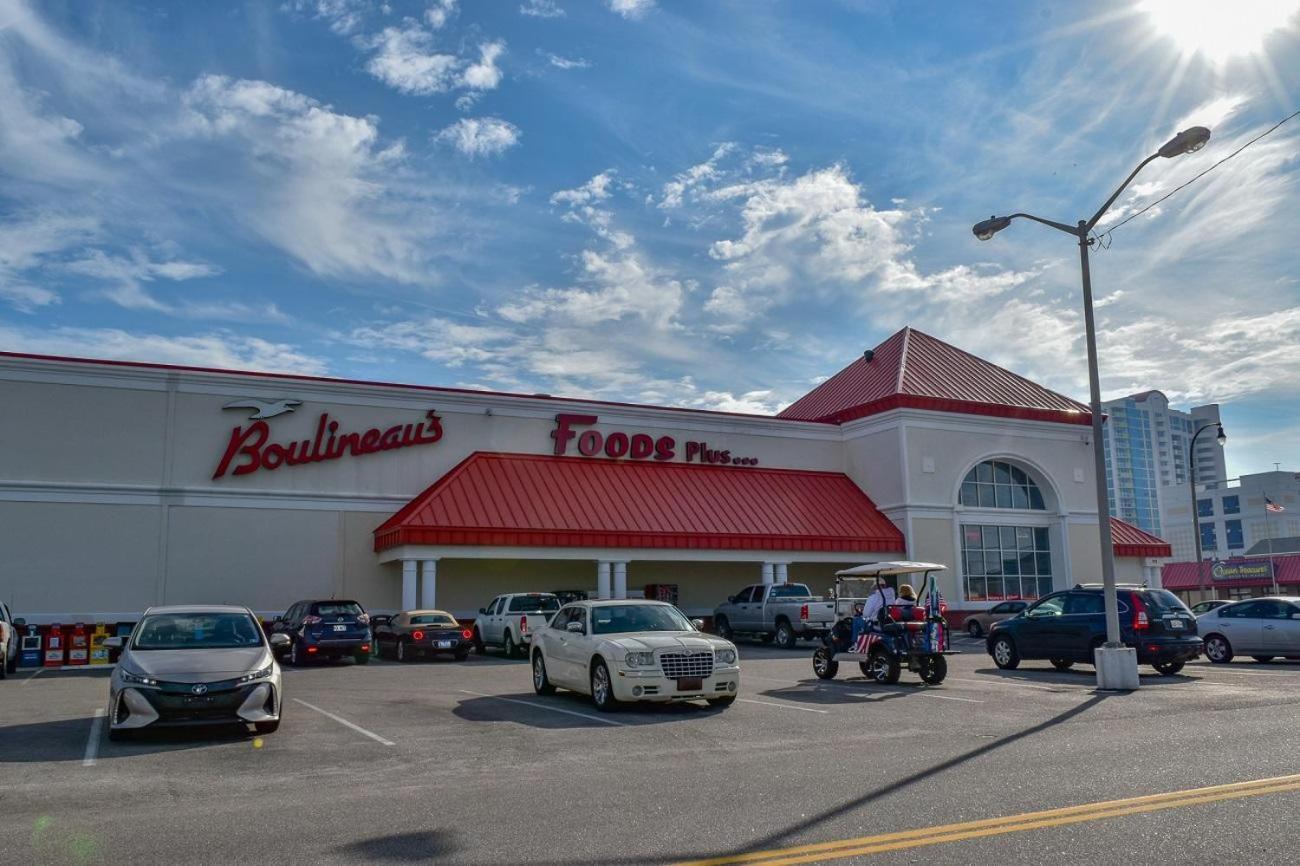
[862,578,896,625]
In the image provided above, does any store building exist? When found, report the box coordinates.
[1162,552,1300,604]
[1158,471,1300,563]
[0,327,1171,624]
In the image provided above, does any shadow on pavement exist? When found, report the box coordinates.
[528,692,1112,866]
[335,830,460,862]
[453,691,720,729]
[0,716,253,763]
[757,679,915,706]
[971,665,1199,688]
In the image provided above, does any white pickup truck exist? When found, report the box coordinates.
[712,583,836,649]
[473,593,562,658]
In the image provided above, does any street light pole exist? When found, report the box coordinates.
[1189,422,1227,597]
[971,125,1211,691]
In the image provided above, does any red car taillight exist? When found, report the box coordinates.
[800,604,809,621]
[303,615,322,625]
[520,614,528,634]
[1132,595,1150,631]
[461,628,473,640]
[306,645,319,654]
[412,630,425,642]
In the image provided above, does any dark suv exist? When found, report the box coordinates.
[986,585,1202,676]
[272,599,372,666]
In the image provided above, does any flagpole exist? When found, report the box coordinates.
[1265,491,1279,595]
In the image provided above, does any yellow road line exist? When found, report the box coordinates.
[675,773,1300,866]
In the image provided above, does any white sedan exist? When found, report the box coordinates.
[530,600,740,711]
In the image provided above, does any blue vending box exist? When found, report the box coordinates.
[19,624,43,667]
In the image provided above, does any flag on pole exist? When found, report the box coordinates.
[1266,497,1285,513]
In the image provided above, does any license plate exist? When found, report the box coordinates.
[333,624,347,632]
[1168,619,1184,630]
[676,677,703,692]
[437,640,453,648]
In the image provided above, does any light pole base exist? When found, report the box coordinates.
[1094,645,1140,690]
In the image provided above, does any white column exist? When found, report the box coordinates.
[761,562,775,586]
[401,560,418,611]
[775,563,789,585]
[597,561,612,600]
[420,559,438,609]
[613,562,628,599]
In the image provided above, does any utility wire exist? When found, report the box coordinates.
[1096,108,1300,244]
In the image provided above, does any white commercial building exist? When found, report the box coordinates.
[0,327,1170,625]
[1160,471,1300,563]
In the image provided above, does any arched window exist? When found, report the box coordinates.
[959,460,1046,510]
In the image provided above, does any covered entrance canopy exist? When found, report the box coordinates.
[373,452,906,612]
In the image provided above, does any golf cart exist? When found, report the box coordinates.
[812,561,956,685]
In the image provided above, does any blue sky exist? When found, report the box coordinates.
[1,0,1298,476]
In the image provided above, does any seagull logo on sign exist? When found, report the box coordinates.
[222,398,303,420]
[191,684,208,695]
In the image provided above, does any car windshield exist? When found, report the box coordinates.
[508,596,560,613]
[409,613,458,626]
[311,602,363,616]
[591,604,693,635]
[133,613,263,650]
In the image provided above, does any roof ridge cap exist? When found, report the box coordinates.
[895,327,911,394]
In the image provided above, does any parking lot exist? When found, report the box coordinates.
[5,635,1300,865]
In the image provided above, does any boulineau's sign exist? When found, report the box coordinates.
[214,404,443,479]
[550,413,759,467]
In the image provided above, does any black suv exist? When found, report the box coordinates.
[271,599,372,666]
[986,585,1202,676]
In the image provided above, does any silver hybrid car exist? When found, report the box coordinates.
[106,605,288,739]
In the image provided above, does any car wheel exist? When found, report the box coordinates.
[5,651,15,675]
[918,654,947,685]
[1204,635,1233,664]
[775,621,797,650]
[864,648,901,684]
[254,720,280,734]
[1252,656,1275,664]
[532,653,556,696]
[812,647,839,680]
[991,636,1020,670]
[967,620,983,638]
[590,659,620,712]
[1153,660,1185,676]
[396,639,410,663]
[472,627,485,655]
[714,616,733,640]
[353,649,370,665]
[503,632,519,659]
[1050,658,1073,671]
[290,640,306,667]
[707,695,737,708]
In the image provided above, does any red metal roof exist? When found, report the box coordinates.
[374,452,906,553]
[1110,517,1173,558]
[1162,554,1300,590]
[777,327,1090,425]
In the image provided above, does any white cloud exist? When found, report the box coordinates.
[363,23,462,95]
[520,0,565,18]
[180,74,439,285]
[289,1,368,35]
[608,0,654,20]
[63,249,220,313]
[0,324,327,374]
[343,315,516,366]
[0,213,99,312]
[545,52,590,70]
[434,117,521,158]
[551,171,616,206]
[460,40,506,91]
[660,143,735,209]
[425,0,458,29]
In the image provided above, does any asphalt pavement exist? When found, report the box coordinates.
[3,635,1300,865]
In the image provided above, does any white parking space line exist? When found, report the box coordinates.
[948,676,1079,693]
[292,698,396,745]
[918,693,984,703]
[22,668,45,685]
[83,708,105,767]
[458,690,628,726]
[737,698,829,714]
[1192,667,1300,678]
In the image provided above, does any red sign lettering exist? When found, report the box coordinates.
[214,410,444,479]
[549,414,757,467]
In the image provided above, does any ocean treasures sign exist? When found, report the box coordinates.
[1210,559,1275,582]
[214,408,443,479]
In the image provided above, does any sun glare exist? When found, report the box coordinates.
[1141,0,1300,62]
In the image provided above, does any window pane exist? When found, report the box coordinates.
[1002,554,1020,576]
[995,484,1013,508]
[1034,527,1049,549]
[977,462,994,483]
[1016,527,1034,550]
[1029,487,1045,510]
[984,552,1002,574]
[1000,526,1017,549]
[966,575,987,600]
[993,462,1013,486]
[985,575,1004,600]
[963,526,983,548]
[1036,552,1052,575]
[1012,485,1030,509]
[983,527,1000,548]
[1020,552,1037,576]
[978,484,996,508]
[1038,575,1054,597]
[961,481,979,506]
[1010,466,1028,486]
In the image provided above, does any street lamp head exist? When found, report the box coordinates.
[1158,126,1211,158]
[1216,424,1227,446]
[972,215,1011,241]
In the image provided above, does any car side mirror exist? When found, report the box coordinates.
[103,636,124,649]
[566,621,584,634]
[691,618,705,631]
[269,633,291,648]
